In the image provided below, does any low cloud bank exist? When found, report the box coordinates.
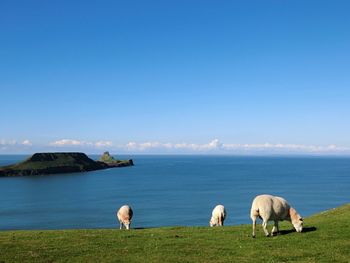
[122,139,349,154]
[50,139,113,148]
[0,139,33,151]
[1,138,349,155]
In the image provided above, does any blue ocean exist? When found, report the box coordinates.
[0,155,349,230]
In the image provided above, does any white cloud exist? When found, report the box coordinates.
[127,141,171,151]
[123,139,224,152]
[22,139,32,146]
[120,139,350,154]
[0,139,33,153]
[221,142,350,153]
[175,139,223,151]
[0,139,17,146]
[49,139,113,149]
[204,138,222,149]
[50,139,86,146]
[1,139,33,147]
[95,141,113,147]
[126,142,138,150]
[1,137,350,155]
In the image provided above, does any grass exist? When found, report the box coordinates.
[0,204,349,263]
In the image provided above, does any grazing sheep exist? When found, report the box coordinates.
[209,204,226,227]
[250,194,303,238]
[117,205,133,230]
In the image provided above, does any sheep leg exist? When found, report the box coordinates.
[218,216,222,226]
[119,222,123,230]
[262,220,269,237]
[252,217,257,238]
[272,221,279,235]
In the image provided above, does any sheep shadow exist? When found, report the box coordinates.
[279,226,317,235]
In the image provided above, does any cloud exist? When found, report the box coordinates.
[50,139,86,146]
[0,139,33,153]
[0,139,17,146]
[49,139,113,148]
[222,142,350,153]
[124,139,223,152]
[21,140,32,146]
[95,141,113,147]
[0,139,32,147]
[1,137,350,155]
[121,139,350,154]
[173,139,222,151]
[126,141,162,151]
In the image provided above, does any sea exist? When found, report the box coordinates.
[0,155,349,230]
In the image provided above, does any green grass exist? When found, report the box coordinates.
[1,204,349,263]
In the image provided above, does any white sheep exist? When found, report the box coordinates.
[250,194,303,237]
[209,204,226,227]
[117,205,133,230]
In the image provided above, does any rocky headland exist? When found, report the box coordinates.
[0,152,133,177]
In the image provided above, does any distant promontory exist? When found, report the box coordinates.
[0,152,133,177]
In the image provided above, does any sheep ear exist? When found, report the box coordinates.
[299,218,303,221]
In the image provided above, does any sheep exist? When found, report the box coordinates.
[209,204,226,227]
[116,205,133,230]
[250,194,303,238]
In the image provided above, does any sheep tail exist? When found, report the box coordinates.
[251,208,260,218]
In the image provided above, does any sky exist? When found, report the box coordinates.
[1,0,350,154]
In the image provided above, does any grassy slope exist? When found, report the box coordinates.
[0,204,349,263]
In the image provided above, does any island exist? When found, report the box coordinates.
[0,152,134,177]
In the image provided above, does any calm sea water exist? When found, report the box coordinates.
[0,155,349,230]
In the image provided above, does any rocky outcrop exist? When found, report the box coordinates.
[98,151,134,167]
[99,151,117,163]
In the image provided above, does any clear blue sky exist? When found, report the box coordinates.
[1,0,350,154]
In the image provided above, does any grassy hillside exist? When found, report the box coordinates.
[0,204,349,262]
